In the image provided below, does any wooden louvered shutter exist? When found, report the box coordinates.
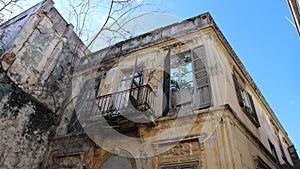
[192,46,211,109]
[162,50,171,116]
[232,73,244,107]
[246,91,259,124]
[247,92,256,113]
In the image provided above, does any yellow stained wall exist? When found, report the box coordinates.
[51,23,295,169]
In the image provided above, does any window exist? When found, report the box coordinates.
[162,46,211,116]
[161,163,198,169]
[232,73,260,127]
[170,52,194,92]
[119,66,143,92]
[67,110,83,134]
[115,66,143,110]
[170,52,194,107]
[288,146,300,167]
[268,140,280,169]
[254,156,272,169]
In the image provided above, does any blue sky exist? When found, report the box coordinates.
[158,0,300,152]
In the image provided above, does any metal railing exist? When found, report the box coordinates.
[97,84,155,118]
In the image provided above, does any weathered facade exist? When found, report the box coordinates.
[45,12,299,169]
[1,1,299,169]
[0,0,88,168]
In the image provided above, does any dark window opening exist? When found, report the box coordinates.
[161,163,198,169]
[254,156,272,169]
[67,110,83,134]
[288,146,300,168]
[232,73,260,127]
[95,75,102,97]
[269,140,280,169]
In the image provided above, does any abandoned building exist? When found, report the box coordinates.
[0,0,299,169]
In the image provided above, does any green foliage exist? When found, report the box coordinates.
[177,53,191,63]
[64,117,69,123]
[171,79,180,92]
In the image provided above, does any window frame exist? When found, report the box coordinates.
[254,156,272,169]
[232,73,260,127]
[170,51,194,92]
[160,162,199,169]
[162,46,211,116]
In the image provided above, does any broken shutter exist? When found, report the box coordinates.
[192,46,211,109]
[162,50,171,116]
[246,91,259,124]
[232,73,244,107]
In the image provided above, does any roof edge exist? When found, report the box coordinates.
[79,12,213,66]
[210,17,291,142]
[78,11,291,143]
[0,0,51,27]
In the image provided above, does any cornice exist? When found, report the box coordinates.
[210,19,292,144]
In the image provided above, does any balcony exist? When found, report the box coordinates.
[94,84,156,130]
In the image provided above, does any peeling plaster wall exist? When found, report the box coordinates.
[46,12,298,168]
[0,72,56,169]
[1,0,88,111]
[0,1,88,168]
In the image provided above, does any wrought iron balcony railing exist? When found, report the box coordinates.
[97,84,156,119]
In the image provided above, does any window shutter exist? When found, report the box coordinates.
[162,50,171,116]
[232,73,244,107]
[192,46,211,109]
[246,92,256,113]
[193,46,208,88]
[246,91,259,123]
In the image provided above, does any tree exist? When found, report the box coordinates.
[0,0,21,24]
[60,0,157,50]
[0,0,159,168]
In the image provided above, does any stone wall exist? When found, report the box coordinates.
[0,71,57,168]
[0,1,88,168]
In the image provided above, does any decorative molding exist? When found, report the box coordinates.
[164,142,192,156]
[153,135,205,167]
[160,154,202,164]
